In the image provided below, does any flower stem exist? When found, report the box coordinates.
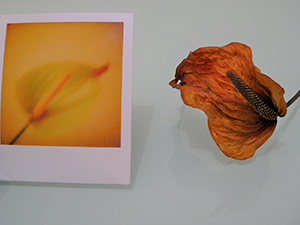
[287,90,300,108]
[9,121,32,145]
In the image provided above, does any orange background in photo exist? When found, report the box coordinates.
[1,22,123,147]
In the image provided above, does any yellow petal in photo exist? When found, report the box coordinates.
[3,62,113,146]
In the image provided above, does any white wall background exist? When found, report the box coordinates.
[1,0,300,224]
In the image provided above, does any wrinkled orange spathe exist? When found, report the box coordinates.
[170,42,287,160]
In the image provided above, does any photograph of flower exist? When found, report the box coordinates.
[0,13,133,184]
[1,21,123,147]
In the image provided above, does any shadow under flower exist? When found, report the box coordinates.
[169,105,272,217]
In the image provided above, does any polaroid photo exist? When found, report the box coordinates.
[0,12,133,184]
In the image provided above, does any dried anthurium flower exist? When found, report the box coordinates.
[169,42,300,160]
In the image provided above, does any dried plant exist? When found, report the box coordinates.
[170,42,299,160]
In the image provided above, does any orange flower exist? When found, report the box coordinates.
[169,42,288,160]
